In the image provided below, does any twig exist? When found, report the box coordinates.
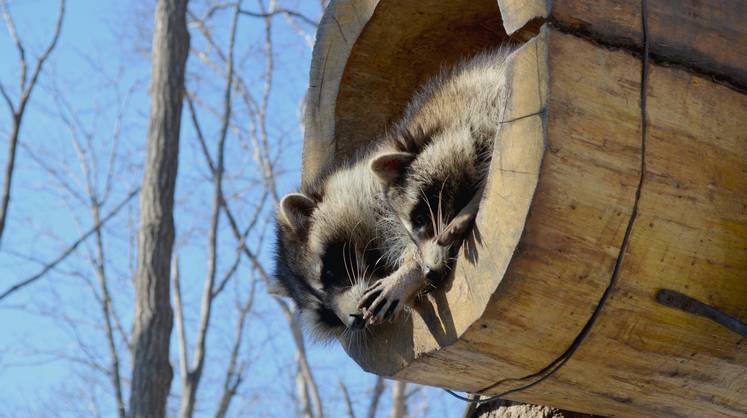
[339,381,356,418]
[239,7,317,26]
[0,187,139,302]
[214,276,256,418]
[0,0,66,249]
[366,376,386,418]
[172,256,189,388]
[179,3,241,418]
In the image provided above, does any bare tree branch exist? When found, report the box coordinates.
[0,0,66,250]
[179,4,241,418]
[1,0,28,89]
[257,0,279,203]
[0,187,139,302]
[239,7,317,26]
[172,256,189,391]
[0,82,13,113]
[340,381,357,418]
[366,377,386,418]
[185,94,215,173]
[220,193,326,418]
[212,189,267,298]
[297,364,313,418]
[390,381,408,418]
[89,199,127,418]
[23,0,66,102]
[214,275,256,418]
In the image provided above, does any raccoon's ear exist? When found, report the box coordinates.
[278,193,316,233]
[370,152,415,186]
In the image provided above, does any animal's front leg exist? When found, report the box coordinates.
[357,257,425,325]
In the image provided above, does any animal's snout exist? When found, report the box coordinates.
[424,266,441,282]
[349,313,365,329]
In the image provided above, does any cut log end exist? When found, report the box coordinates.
[302,1,747,416]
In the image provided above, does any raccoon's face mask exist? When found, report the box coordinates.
[370,152,456,282]
[275,192,386,341]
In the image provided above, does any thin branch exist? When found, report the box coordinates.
[90,199,126,418]
[22,0,66,102]
[194,2,235,22]
[172,256,189,388]
[1,0,27,90]
[339,381,356,418]
[238,8,317,26]
[185,94,215,173]
[282,12,315,50]
[214,276,256,418]
[0,82,13,113]
[20,141,88,205]
[221,197,325,418]
[0,0,66,250]
[257,0,279,203]
[296,364,313,418]
[0,187,139,302]
[180,4,241,418]
[389,381,408,418]
[366,377,386,418]
[212,189,267,298]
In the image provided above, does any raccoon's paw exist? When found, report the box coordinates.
[358,261,426,325]
[358,279,404,325]
[436,211,477,247]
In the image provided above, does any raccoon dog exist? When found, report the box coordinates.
[369,46,514,281]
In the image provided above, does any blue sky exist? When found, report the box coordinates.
[0,1,465,417]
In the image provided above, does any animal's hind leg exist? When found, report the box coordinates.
[436,184,485,247]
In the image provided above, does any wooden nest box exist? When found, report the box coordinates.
[301,0,747,416]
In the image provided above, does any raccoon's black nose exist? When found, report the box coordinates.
[349,313,365,329]
[425,267,442,283]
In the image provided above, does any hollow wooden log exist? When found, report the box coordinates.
[302,1,747,416]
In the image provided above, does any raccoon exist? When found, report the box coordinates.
[369,46,515,280]
[275,46,515,339]
[274,141,427,342]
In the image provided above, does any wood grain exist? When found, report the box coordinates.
[302,1,747,416]
[496,0,747,90]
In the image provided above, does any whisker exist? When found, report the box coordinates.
[344,241,356,287]
[437,175,450,235]
[420,186,438,236]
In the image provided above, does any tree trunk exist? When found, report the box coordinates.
[128,0,189,416]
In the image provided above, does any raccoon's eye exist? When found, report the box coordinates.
[413,213,428,228]
[322,268,335,283]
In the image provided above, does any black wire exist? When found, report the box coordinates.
[444,0,651,405]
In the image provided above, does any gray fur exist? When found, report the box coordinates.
[274,45,516,343]
[371,46,515,279]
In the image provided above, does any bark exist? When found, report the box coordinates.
[128,0,189,416]
[466,400,601,418]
